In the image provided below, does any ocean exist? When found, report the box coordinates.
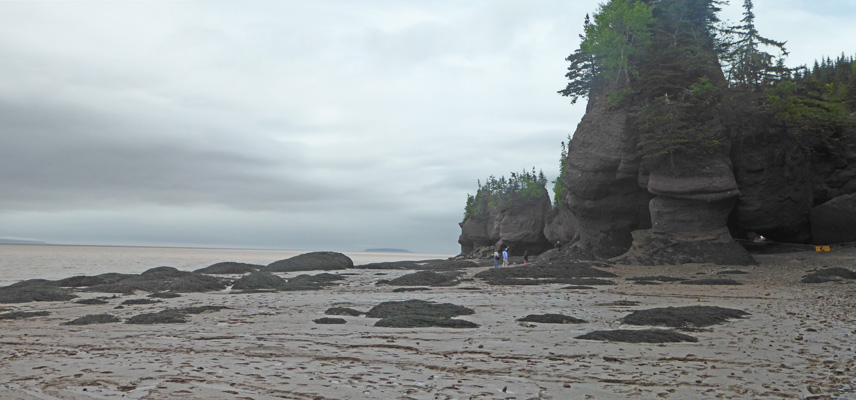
[0,244,453,287]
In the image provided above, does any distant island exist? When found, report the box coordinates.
[363,248,412,253]
[0,238,47,245]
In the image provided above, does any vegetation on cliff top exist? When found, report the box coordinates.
[559,0,855,167]
[463,168,547,222]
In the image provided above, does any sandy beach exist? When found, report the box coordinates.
[1,249,855,399]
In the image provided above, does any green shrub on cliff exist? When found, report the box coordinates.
[559,0,654,104]
[463,168,548,222]
[552,137,570,207]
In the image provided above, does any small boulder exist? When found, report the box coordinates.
[231,271,287,291]
[265,252,353,272]
[577,329,698,343]
[63,314,121,325]
[195,262,262,275]
[811,194,856,245]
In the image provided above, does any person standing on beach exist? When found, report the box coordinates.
[493,249,501,268]
[502,247,509,268]
[523,249,529,264]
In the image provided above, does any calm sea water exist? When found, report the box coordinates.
[0,244,453,287]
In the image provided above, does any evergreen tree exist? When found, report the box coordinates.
[552,136,571,207]
[559,0,654,103]
[719,0,788,88]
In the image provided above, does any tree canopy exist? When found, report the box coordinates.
[559,0,654,104]
[463,168,548,222]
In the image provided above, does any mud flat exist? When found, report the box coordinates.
[1,250,855,399]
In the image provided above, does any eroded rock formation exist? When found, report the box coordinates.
[563,99,652,259]
[458,187,552,257]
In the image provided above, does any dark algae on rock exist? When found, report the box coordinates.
[125,306,229,324]
[517,314,586,324]
[324,307,363,316]
[194,262,261,275]
[801,267,856,283]
[475,260,616,286]
[577,329,698,343]
[1,311,51,320]
[63,314,121,325]
[264,252,353,272]
[622,306,749,329]
[313,317,346,324]
[366,299,477,328]
[680,278,743,285]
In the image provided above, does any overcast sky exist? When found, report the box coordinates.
[1,1,854,254]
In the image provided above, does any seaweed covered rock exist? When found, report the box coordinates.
[55,275,109,288]
[325,307,363,316]
[148,292,181,299]
[577,329,698,343]
[126,309,189,324]
[84,270,225,294]
[313,317,346,324]
[140,266,191,280]
[179,305,230,314]
[121,298,162,305]
[165,273,228,293]
[0,282,76,304]
[475,260,616,285]
[375,315,479,328]
[265,252,353,272]
[231,271,287,291]
[195,262,262,275]
[517,314,586,324]
[280,273,344,291]
[801,267,856,283]
[380,271,462,287]
[1,311,51,320]
[125,306,228,324]
[75,298,110,305]
[626,276,687,283]
[366,299,477,328]
[681,278,742,285]
[62,314,121,325]
[622,306,748,328]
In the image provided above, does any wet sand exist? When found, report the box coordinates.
[1,250,855,399]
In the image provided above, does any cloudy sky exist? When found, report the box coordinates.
[1,0,854,254]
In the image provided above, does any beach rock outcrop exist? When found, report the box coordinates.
[366,299,477,328]
[730,122,813,243]
[618,161,756,265]
[195,262,261,275]
[458,182,554,257]
[231,271,287,291]
[264,252,353,272]
[810,193,856,245]
[562,99,652,259]
[0,281,76,304]
[543,205,578,246]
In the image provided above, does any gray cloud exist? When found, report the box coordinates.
[0,1,852,253]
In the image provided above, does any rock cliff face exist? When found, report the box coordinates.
[458,187,552,257]
[811,193,856,245]
[619,160,756,265]
[562,99,652,259]
[543,205,578,245]
[730,118,814,243]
